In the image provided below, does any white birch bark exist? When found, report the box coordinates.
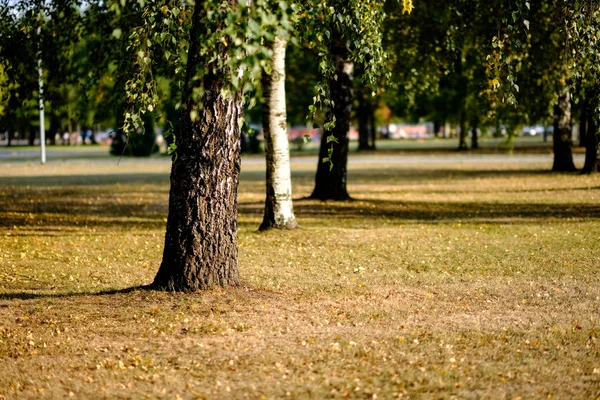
[37,25,46,164]
[259,37,298,230]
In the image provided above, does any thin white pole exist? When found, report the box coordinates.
[37,25,46,165]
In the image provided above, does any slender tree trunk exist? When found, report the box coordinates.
[458,112,468,150]
[433,120,441,138]
[581,114,599,174]
[357,91,370,151]
[368,100,377,150]
[90,125,98,145]
[471,123,479,149]
[259,37,298,231]
[310,37,353,201]
[470,115,479,149]
[27,124,35,146]
[552,85,577,172]
[67,120,73,145]
[6,127,12,147]
[153,5,241,291]
[579,99,588,148]
[582,85,600,174]
[50,115,61,145]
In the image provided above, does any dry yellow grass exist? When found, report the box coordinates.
[0,156,599,399]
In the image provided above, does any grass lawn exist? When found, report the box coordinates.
[0,156,599,399]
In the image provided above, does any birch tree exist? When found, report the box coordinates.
[259,36,299,230]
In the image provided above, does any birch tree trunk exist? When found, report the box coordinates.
[259,37,298,231]
[153,5,241,291]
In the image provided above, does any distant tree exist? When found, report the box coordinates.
[355,66,377,151]
[308,0,406,200]
[491,0,600,171]
[310,26,354,200]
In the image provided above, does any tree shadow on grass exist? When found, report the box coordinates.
[0,283,271,302]
[0,285,153,301]
[0,173,170,188]
[1,167,596,230]
[240,167,556,184]
[240,198,600,224]
[0,168,557,189]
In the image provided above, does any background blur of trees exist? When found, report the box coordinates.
[0,0,598,171]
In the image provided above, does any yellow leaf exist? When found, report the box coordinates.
[402,0,414,14]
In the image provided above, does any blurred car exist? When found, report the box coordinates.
[521,125,545,136]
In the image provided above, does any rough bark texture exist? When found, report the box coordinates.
[310,37,353,201]
[259,37,298,231]
[153,5,241,291]
[552,86,577,172]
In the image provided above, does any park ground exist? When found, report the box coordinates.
[0,150,599,399]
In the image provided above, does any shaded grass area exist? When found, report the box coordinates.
[0,158,599,399]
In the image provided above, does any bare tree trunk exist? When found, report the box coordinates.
[458,111,468,150]
[368,100,377,150]
[27,124,35,146]
[582,86,600,174]
[259,37,298,231]
[581,115,599,174]
[552,85,577,172]
[357,91,370,151]
[579,99,588,148]
[471,117,479,149]
[310,37,353,201]
[49,115,60,145]
[67,120,73,145]
[433,120,441,138]
[153,5,241,291]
